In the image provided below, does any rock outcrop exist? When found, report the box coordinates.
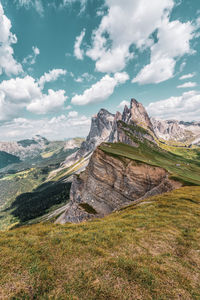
[62,109,115,168]
[109,99,155,145]
[57,147,181,224]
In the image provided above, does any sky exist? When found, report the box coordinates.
[0,0,200,141]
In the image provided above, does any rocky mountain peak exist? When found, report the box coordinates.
[129,98,154,132]
[62,108,115,167]
[121,98,154,133]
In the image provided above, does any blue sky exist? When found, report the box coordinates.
[0,0,199,140]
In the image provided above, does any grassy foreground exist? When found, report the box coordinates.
[0,186,200,299]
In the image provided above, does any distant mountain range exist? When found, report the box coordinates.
[0,136,84,171]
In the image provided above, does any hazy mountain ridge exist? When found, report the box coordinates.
[151,118,200,144]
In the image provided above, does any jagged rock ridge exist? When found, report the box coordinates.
[62,98,156,169]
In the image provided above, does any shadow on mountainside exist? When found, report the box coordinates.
[3,180,71,223]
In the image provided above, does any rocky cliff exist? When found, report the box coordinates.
[57,147,180,224]
[61,109,115,168]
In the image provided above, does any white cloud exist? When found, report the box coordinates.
[34,0,44,16]
[71,72,129,105]
[23,46,40,65]
[15,0,44,16]
[74,72,95,83]
[68,110,78,118]
[74,29,86,60]
[60,0,87,12]
[133,17,195,84]
[0,114,91,141]
[0,3,23,76]
[117,100,129,109]
[0,74,68,121]
[177,81,197,88]
[146,90,200,121]
[179,73,195,80]
[27,89,67,114]
[86,0,174,73]
[38,69,67,88]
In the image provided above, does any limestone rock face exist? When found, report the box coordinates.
[62,109,115,167]
[129,99,154,132]
[58,147,180,223]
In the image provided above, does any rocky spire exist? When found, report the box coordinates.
[129,98,154,132]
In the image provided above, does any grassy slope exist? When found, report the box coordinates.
[0,186,199,299]
[100,142,200,186]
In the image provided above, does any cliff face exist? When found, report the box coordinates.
[124,99,154,132]
[62,109,115,168]
[57,147,181,224]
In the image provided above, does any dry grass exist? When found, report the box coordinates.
[0,186,200,299]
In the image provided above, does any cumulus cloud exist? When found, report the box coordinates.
[38,69,67,88]
[0,74,68,121]
[0,114,91,141]
[68,110,78,118]
[74,29,86,60]
[146,90,200,121]
[27,89,67,114]
[86,0,174,73]
[133,17,195,84]
[71,72,129,105]
[117,100,129,109]
[177,81,197,88]
[179,73,195,80]
[23,46,40,65]
[0,3,23,76]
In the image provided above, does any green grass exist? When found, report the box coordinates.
[0,186,200,299]
[99,142,200,186]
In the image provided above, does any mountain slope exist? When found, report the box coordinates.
[0,151,20,169]
[0,186,200,299]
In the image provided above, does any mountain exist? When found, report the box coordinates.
[62,99,155,170]
[61,109,115,168]
[151,118,200,144]
[57,98,200,224]
[0,135,49,160]
[0,151,21,169]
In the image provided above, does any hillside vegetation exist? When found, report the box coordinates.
[100,141,200,186]
[0,186,200,299]
[0,151,20,168]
